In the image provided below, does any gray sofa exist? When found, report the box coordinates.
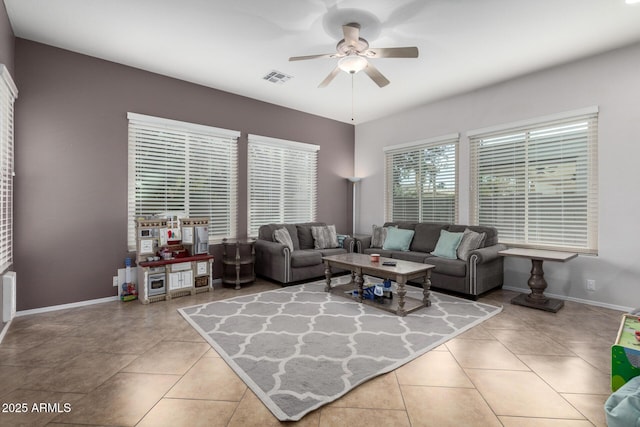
[254,222,354,284]
[356,222,507,299]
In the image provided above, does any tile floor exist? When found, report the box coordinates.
[0,279,622,426]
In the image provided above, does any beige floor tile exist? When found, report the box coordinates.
[1,336,101,367]
[318,407,410,427]
[446,338,529,370]
[456,324,497,340]
[565,342,613,374]
[499,416,595,426]
[465,369,584,419]
[25,352,137,393]
[562,393,609,427]
[122,340,210,375]
[51,372,179,426]
[0,365,52,398]
[489,328,575,356]
[0,389,84,427]
[481,311,532,330]
[395,350,473,388]
[166,357,247,401]
[401,385,501,427]
[227,389,321,427]
[518,355,611,394]
[327,372,404,410]
[136,398,238,427]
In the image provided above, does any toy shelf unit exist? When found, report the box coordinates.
[134,216,213,304]
[612,314,640,391]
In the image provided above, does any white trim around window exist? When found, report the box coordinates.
[0,65,17,273]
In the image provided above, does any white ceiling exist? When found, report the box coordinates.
[5,0,640,124]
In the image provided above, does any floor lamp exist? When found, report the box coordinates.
[347,177,361,235]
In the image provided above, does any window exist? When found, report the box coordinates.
[127,113,239,249]
[247,134,319,237]
[469,107,598,254]
[384,134,459,223]
[0,65,17,273]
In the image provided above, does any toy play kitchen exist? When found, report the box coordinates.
[135,216,214,304]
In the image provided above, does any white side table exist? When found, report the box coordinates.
[499,248,578,312]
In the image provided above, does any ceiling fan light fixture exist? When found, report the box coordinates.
[338,55,368,74]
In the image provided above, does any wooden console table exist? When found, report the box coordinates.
[222,238,256,289]
[499,248,577,313]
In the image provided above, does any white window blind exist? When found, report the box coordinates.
[247,135,319,237]
[127,113,239,249]
[469,107,598,254]
[384,134,459,223]
[0,66,17,273]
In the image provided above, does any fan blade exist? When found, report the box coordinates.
[342,23,360,47]
[289,53,336,61]
[363,62,390,88]
[318,66,341,88]
[366,46,419,58]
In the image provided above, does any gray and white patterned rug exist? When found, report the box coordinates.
[178,276,502,421]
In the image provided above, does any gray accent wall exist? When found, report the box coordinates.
[355,41,640,311]
[0,1,13,75]
[14,39,354,310]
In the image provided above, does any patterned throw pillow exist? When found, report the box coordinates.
[371,225,389,248]
[311,225,339,249]
[273,228,294,251]
[457,228,486,261]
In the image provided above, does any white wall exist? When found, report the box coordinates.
[355,42,640,310]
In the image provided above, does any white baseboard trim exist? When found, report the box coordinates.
[0,318,12,344]
[502,286,633,313]
[16,295,120,317]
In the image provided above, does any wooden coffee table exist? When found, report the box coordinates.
[322,253,434,316]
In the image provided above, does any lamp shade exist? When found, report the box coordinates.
[338,56,368,74]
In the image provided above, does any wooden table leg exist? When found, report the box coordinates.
[511,258,565,312]
[355,269,364,303]
[396,276,407,317]
[422,270,432,307]
[324,261,332,292]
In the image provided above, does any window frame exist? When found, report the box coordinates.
[384,134,459,224]
[247,134,319,237]
[127,113,240,250]
[468,107,599,254]
[0,65,17,273]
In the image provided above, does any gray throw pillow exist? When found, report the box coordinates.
[457,228,486,261]
[273,228,294,251]
[371,225,388,248]
[312,225,339,249]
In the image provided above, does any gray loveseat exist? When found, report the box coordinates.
[254,222,354,284]
[356,222,506,299]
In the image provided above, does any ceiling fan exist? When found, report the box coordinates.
[289,22,419,88]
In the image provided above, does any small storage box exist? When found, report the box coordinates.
[612,314,640,391]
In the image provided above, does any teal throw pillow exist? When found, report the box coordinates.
[382,227,415,251]
[431,229,464,259]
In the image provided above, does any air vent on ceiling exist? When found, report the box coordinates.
[263,70,293,84]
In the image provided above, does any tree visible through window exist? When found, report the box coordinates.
[385,135,458,223]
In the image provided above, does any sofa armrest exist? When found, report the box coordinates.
[254,239,291,282]
[468,244,508,264]
[354,235,372,253]
[342,236,357,253]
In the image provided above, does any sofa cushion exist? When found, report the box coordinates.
[447,224,498,247]
[319,248,348,257]
[410,223,448,253]
[273,227,294,251]
[391,251,430,263]
[427,256,467,277]
[371,224,390,248]
[383,227,415,251]
[457,228,486,261]
[259,223,300,250]
[431,229,464,259]
[290,250,323,267]
[312,224,339,249]
[297,222,326,250]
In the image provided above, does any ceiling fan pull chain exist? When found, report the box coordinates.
[351,73,355,122]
